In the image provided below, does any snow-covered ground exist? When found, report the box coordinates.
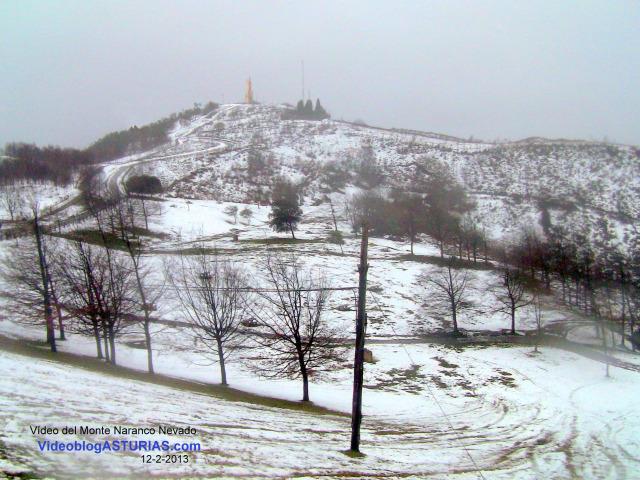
[2,194,640,478]
[0,182,78,220]
[1,329,638,479]
[1,103,639,479]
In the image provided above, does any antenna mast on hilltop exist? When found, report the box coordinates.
[301,60,305,101]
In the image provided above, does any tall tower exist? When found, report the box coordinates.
[244,77,254,104]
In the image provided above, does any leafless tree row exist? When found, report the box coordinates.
[1,191,343,401]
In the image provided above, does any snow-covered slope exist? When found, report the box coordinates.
[128,103,639,252]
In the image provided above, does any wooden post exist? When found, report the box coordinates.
[351,223,368,452]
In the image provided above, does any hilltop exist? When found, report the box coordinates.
[115,102,639,253]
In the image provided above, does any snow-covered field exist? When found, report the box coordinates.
[1,103,639,479]
[2,194,640,478]
[0,182,78,220]
[2,331,639,479]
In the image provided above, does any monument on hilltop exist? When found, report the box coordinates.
[244,77,254,104]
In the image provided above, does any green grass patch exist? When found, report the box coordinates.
[239,237,323,245]
[397,254,494,270]
[53,229,129,250]
[151,246,254,256]
[55,227,169,251]
[129,226,170,240]
[340,449,366,459]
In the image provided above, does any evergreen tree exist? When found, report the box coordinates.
[269,180,302,239]
[304,99,314,115]
[314,98,328,119]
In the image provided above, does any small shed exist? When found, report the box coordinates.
[363,348,375,363]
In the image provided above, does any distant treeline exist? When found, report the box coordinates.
[0,143,93,186]
[89,101,218,161]
[1,101,219,186]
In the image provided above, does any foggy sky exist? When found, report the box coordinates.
[1,0,639,148]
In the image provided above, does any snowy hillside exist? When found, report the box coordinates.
[129,103,639,251]
[1,102,639,479]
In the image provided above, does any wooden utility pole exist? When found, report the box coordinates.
[350,223,368,452]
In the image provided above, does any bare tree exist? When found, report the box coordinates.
[239,206,253,225]
[328,198,344,254]
[54,241,108,358]
[0,185,24,221]
[224,205,239,224]
[423,257,469,335]
[1,200,59,351]
[532,293,543,352]
[495,267,532,335]
[392,191,425,256]
[111,196,162,373]
[252,253,343,401]
[168,250,251,385]
[82,194,137,364]
[90,250,134,365]
[1,235,56,351]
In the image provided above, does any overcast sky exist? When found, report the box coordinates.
[1,0,639,148]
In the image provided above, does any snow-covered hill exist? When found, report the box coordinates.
[129,103,639,252]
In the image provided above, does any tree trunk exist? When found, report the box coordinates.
[33,216,56,353]
[410,236,414,256]
[511,305,516,335]
[299,354,309,401]
[56,309,65,340]
[144,320,154,374]
[108,324,116,365]
[301,369,309,402]
[131,253,154,374]
[102,323,110,361]
[141,198,149,230]
[621,283,627,347]
[451,300,459,334]
[49,283,65,340]
[289,223,296,239]
[93,320,103,359]
[217,339,227,385]
[601,323,610,378]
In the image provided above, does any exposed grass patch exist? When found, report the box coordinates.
[435,356,459,369]
[398,254,494,270]
[53,229,129,251]
[54,227,167,251]
[340,449,366,459]
[492,370,517,388]
[129,226,170,239]
[366,364,426,394]
[151,246,251,256]
[239,237,323,245]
